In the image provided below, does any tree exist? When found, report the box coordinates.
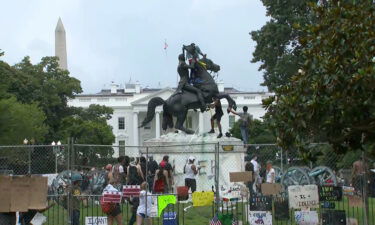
[250,0,318,91]
[263,0,375,158]
[230,119,276,144]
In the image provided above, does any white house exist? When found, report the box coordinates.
[68,81,273,156]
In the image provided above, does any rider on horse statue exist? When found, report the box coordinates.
[182,43,206,80]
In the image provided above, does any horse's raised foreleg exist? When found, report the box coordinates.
[218,93,237,111]
[174,109,194,134]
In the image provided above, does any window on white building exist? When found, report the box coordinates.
[244,96,256,100]
[229,115,236,128]
[79,98,91,102]
[119,140,125,156]
[118,117,125,130]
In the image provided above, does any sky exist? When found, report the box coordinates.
[0,0,269,94]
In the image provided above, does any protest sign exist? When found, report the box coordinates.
[0,176,11,212]
[249,196,272,211]
[229,172,252,182]
[85,216,108,225]
[322,210,346,225]
[192,191,214,207]
[30,213,47,225]
[348,195,363,207]
[261,183,282,196]
[342,186,355,196]
[248,211,272,225]
[123,185,140,197]
[288,185,319,209]
[102,191,122,203]
[29,176,48,209]
[11,176,30,212]
[149,195,158,217]
[320,201,335,209]
[294,210,319,225]
[157,195,176,217]
[318,186,342,201]
[274,197,289,220]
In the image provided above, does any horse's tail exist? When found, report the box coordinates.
[139,97,165,128]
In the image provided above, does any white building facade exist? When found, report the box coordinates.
[68,82,273,156]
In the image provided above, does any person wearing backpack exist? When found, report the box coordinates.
[229,106,252,145]
[153,165,169,193]
[102,178,123,225]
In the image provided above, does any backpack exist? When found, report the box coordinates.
[100,196,115,214]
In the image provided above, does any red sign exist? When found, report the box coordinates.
[123,185,141,197]
[102,191,122,203]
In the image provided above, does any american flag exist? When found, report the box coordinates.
[164,40,168,50]
[209,215,222,225]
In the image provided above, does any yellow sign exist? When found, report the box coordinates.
[157,195,176,217]
[192,191,214,207]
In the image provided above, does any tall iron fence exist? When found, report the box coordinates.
[0,142,374,224]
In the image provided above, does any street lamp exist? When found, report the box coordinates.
[23,138,31,174]
[52,141,61,173]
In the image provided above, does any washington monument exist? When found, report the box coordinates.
[55,18,67,70]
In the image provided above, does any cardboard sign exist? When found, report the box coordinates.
[322,210,346,225]
[294,210,319,225]
[0,176,12,212]
[123,185,140,197]
[192,191,214,207]
[261,183,282,196]
[342,186,355,196]
[11,176,30,212]
[29,176,48,209]
[102,191,122,203]
[229,172,252,182]
[288,185,319,209]
[249,196,272,211]
[85,216,108,225]
[348,195,363,207]
[318,186,342,201]
[274,197,289,220]
[248,211,273,225]
[149,195,158,218]
[157,195,176,217]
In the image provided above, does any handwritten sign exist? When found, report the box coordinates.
[248,211,272,225]
[123,185,140,197]
[157,195,176,217]
[192,191,214,207]
[288,185,319,209]
[294,210,319,225]
[322,210,346,225]
[85,217,107,225]
[261,183,282,196]
[102,191,122,203]
[149,195,158,217]
[230,172,252,182]
[318,186,342,201]
[249,196,272,211]
[342,186,355,196]
[274,197,289,220]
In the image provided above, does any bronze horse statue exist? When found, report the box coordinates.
[139,57,237,134]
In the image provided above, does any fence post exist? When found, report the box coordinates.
[215,142,220,214]
[362,151,369,225]
[28,145,31,174]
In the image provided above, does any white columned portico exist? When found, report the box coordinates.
[155,111,161,138]
[199,112,204,133]
[133,111,139,146]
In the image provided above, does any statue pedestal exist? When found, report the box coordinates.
[143,132,245,192]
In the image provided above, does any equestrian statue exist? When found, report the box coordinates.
[139,43,237,134]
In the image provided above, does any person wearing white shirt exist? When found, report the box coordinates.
[250,155,260,193]
[136,182,153,225]
[266,161,276,183]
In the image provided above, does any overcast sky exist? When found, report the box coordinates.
[1,0,268,94]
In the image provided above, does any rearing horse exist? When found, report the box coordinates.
[139,57,237,134]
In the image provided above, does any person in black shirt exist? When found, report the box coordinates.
[208,97,224,138]
[147,156,158,191]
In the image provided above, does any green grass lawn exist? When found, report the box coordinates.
[42,197,375,225]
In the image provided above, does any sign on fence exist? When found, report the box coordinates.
[288,185,319,209]
[157,195,176,217]
[248,211,272,225]
[261,183,282,196]
[150,195,158,217]
[229,172,252,182]
[85,217,108,225]
[274,197,289,220]
[102,191,122,203]
[249,196,272,211]
[192,191,214,207]
[0,175,48,212]
[348,195,363,207]
[322,210,346,225]
[318,186,342,201]
[123,185,141,197]
[294,210,319,225]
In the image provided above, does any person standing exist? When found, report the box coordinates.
[351,156,367,196]
[68,174,84,225]
[265,161,276,183]
[136,182,153,225]
[147,156,158,191]
[112,156,126,189]
[160,155,174,191]
[127,158,143,185]
[245,157,255,195]
[103,178,123,225]
[228,106,252,145]
[250,155,260,193]
[208,97,224,138]
[184,156,199,193]
[153,165,169,193]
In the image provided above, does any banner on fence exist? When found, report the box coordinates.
[150,195,158,217]
[0,176,11,212]
[288,185,319,209]
[248,211,272,225]
[294,210,319,225]
[28,176,48,209]
[274,197,289,220]
[102,191,122,203]
[249,196,272,211]
[342,186,355,196]
[261,183,282,196]
[157,195,176,217]
[229,172,252,182]
[123,185,140,197]
[318,186,342,201]
[85,216,107,225]
[192,191,214,207]
[322,210,346,225]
